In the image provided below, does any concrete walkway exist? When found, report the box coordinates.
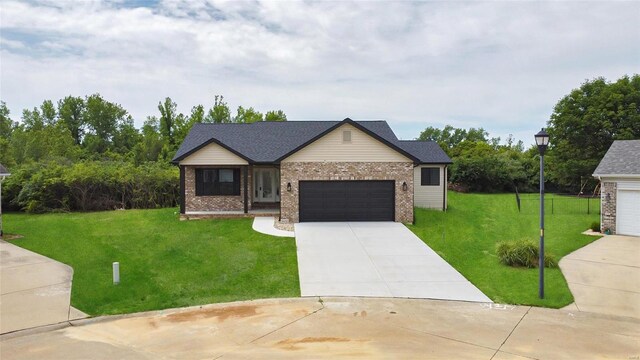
[560,235,640,319]
[0,240,87,334]
[295,222,491,302]
[1,297,638,359]
[252,217,294,237]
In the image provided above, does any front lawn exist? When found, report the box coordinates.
[408,192,600,308]
[4,209,299,315]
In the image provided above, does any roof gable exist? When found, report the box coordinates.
[276,118,418,162]
[179,142,249,165]
[281,122,412,163]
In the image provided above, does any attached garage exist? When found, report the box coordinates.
[299,180,395,222]
[593,140,640,237]
[617,187,640,237]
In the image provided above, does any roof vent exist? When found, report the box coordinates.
[343,130,352,143]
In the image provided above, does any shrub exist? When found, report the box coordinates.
[4,160,179,213]
[590,222,601,232]
[496,240,557,268]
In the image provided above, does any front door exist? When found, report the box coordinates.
[254,168,279,202]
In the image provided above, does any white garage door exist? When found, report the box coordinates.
[617,189,640,236]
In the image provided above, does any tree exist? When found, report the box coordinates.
[113,116,141,155]
[58,96,86,145]
[418,125,489,155]
[40,100,57,125]
[189,105,205,124]
[21,107,44,131]
[265,110,287,122]
[133,117,164,164]
[84,94,129,154]
[158,97,178,146]
[234,106,263,123]
[205,95,231,123]
[0,102,14,166]
[547,75,640,191]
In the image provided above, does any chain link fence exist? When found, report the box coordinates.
[515,193,600,215]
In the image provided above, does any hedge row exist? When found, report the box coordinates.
[2,160,179,213]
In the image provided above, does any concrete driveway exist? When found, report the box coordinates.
[294,222,490,302]
[560,235,640,319]
[0,240,86,334]
[1,297,638,359]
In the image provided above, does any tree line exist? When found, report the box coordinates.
[1,74,637,212]
[420,75,639,194]
[0,95,287,212]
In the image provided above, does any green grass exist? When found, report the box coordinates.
[5,192,598,314]
[4,208,299,315]
[407,192,600,308]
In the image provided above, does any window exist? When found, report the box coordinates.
[195,168,241,196]
[421,167,440,186]
[342,130,352,142]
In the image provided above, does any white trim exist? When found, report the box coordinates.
[593,174,640,179]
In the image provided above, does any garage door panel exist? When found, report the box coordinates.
[300,180,395,222]
[617,190,640,236]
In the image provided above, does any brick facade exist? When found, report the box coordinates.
[184,166,252,213]
[279,162,414,223]
[601,181,617,233]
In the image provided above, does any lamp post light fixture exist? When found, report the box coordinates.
[0,164,11,238]
[534,128,549,299]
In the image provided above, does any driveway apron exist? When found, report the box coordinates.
[559,235,640,319]
[294,222,491,302]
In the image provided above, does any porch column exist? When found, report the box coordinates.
[243,165,249,214]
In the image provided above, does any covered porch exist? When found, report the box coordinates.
[179,164,282,219]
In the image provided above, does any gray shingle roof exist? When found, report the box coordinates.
[0,163,9,175]
[172,119,452,164]
[396,141,452,163]
[593,140,640,176]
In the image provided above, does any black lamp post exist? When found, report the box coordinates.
[534,128,549,299]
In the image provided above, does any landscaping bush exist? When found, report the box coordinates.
[590,222,601,232]
[496,240,557,268]
[3,160,179,213]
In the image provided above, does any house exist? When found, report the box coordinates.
[172,118,452,225]
[593,140,640,236]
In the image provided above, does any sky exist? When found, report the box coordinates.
[1,0,639,145]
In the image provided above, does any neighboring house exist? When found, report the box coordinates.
[172,118,452,224]
[593,140,640,236]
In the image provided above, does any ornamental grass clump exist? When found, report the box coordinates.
[590,222,601,232]
[496,240,557,268]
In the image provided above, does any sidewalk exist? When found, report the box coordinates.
[0,240,87,334]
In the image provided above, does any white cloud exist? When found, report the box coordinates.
[0,0,638,144]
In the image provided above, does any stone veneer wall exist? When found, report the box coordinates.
[601,181,617,234]
[184,166,251,212]
[280,162,414,223]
